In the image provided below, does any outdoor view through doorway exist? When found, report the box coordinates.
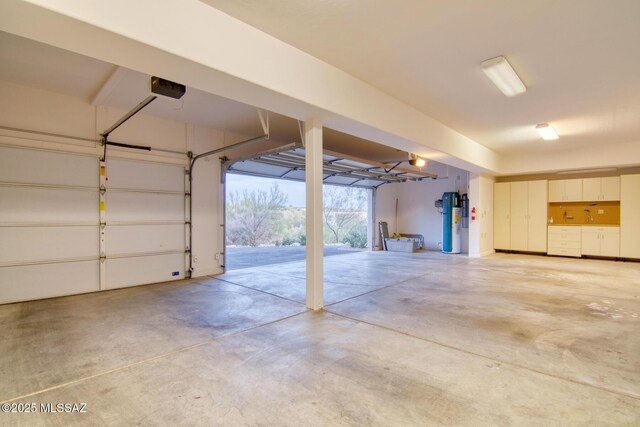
[225,173,370,271]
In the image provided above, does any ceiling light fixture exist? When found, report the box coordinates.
[408,153,426,167]
[481,56,527,97]
[535,123,559,140]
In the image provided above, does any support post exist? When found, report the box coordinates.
[305,118,324,310]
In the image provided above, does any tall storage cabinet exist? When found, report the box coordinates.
[494,182,511,250]
[621,174,640,258]
[527,181,549,252]
[494,180,547,252]
[509,182,528,251]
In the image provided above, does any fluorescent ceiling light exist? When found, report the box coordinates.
[535,123,559,140]
[481,56,527,97]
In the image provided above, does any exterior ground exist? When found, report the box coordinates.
[225,245,364,270]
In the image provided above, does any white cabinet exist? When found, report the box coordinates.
[549,179,582,202]
[582,178,600,201]
[510,182,528,251]
[548,226,581,257]
[494,182,511,250]
[621,174,640,258]
[527,181,549,252]
[581,227,620,257]
[581,228,600,255]
[582,177,620,201]
[600,228,620,257]
[494,180,547,252]
[601,177,621,201]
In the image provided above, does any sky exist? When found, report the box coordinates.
[226,173,306,207]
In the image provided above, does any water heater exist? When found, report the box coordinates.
[442,192,461,254]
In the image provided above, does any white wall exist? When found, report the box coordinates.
[0,79,228,282]
[376,164,470,253]
[374,184,398,249]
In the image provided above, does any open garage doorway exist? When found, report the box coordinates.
[224,173,370,271]
[217,138,447,307]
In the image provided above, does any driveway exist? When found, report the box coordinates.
[225,245,363,270]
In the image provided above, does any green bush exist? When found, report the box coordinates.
[281,236,296,246]
[342,227,367,248]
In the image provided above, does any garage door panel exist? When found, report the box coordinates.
[1,145,188,302]
[230,160,290,177]
[324,176,361,185]
[0,146,98,187]
[0,187,98,224]
[106,159,184,192]
[106,224,184,256]
[0,261,99,304]
[0,226,99,265]
[105,253,184,290]
[103,157,186,290]
[106,192,184,223]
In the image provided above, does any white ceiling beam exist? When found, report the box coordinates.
[1,0,500,173]
[500,140,640,175]
[89,66,127,106]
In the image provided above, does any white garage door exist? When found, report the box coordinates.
[0,147,188,304]
[0,146,100,303]
[103,158,187,289]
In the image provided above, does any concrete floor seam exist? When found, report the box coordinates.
[324,309,640,401]
[222,268,358,286]
[323,273,430,308]
[0,309,310,405]
[0,339,217,405]
[217,267,428,308]
[213,276,308,306]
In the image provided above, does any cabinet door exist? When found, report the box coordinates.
[582,178,600,201]
[493,182,511,250]
[564,179,583,202]
[548,181,564,202]
[510,181,528,251]
[621,175,640,258]
[581,228,601,256]
[601,228,620,257]
[600,177,620,201]
[527,180,548,252]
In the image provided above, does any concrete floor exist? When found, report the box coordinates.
[1,252,639,426]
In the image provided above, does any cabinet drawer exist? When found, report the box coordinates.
[548,226,580,237]
[548,240,581,249]
[547,247,581,257]
[548,233,580,242]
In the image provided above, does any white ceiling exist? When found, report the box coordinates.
[0,31,413,164]
[201,0,640,155]
[0,31,267,135]
[0,29,114,99]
